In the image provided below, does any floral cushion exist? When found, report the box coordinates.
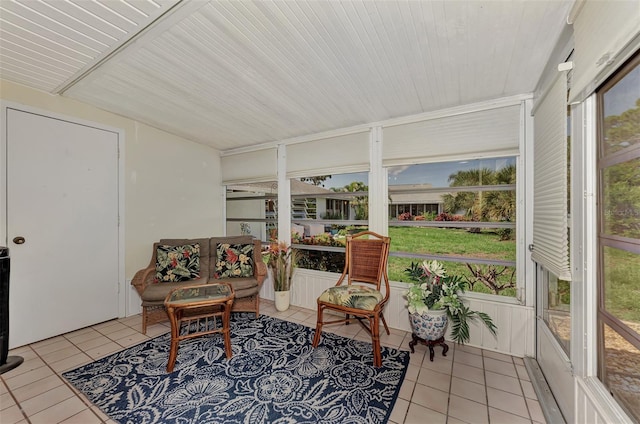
[318,285,383,311]
[214,243,254,278]
[155,244,200,283]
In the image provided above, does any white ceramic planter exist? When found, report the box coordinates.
[274,290,291,312]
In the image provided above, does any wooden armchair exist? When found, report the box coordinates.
[312,231,391,367]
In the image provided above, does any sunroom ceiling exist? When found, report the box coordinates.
[0,0,573,152]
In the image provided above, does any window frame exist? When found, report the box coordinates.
[385,157,521,301]
[595,51,640,421]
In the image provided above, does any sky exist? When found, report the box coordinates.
[318,157,516,189]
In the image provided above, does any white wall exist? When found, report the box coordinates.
[0,79,224,311]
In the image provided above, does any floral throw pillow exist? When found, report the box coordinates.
[215,243,254,278]
[155,244,200,283]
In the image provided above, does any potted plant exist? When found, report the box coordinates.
[264,241,298,311]
[405,260,497,344]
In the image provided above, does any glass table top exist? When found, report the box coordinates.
[166,283,232,305]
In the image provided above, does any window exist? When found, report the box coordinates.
[290,173,369,272]
[597,52,640,422]
[387,157,518,298]
[225,182,278,243]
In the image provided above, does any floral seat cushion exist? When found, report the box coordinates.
[318,285,383,311]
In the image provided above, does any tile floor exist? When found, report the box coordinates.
[0,301,546,424]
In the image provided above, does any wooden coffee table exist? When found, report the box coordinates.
[164,283,235,372]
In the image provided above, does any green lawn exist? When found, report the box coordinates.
[387,226,517,297]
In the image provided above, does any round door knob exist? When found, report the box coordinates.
[12,236,25,245]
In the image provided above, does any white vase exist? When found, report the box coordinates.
[409,309,449,341]
[274,290,290,312]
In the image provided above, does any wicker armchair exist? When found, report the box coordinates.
[131,236,267,334]
[312,231,391,367]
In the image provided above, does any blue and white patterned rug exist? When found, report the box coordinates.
[63,314,409,424]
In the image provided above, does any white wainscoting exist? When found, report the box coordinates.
[260,268,535,357]
[575,377,634,424]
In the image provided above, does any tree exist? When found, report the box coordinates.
[300,176,331,186]
[332,181,369,220]
[602,99,640,238]
[442,166,516,238]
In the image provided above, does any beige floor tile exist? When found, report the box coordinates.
[483,357,518,378]
[11,374,64,402]
[399,378,416,400]
[404,402,447,424]
[450,376,487,404]
[0,391,16,410]
[448,394,489,424]
[75,335,113,351]
[65,329,105,344]
[118,314,142,326]
[482,349,514,363]
[95,322,130,336]
[452,362,485,385]
[521,379,538,400]
[390,397,410,423]
[420,355,453,374]
[404,364,420,382]
[144,324,171,338]
[408,349,426,366]
[104,326,138,341]
[489,406,532,424]
[49,353,93,373]
[32,338,74,356]
[115,332,149,348]
[380,331,406,349]
[83,341,123,360]
[513,356,525,365]
[40,345,82,363]
[59,407,103,423]
[454,344,482,356]
[0,381,7,394]
[3,366,54,390]
[411,383,448,415]
[485,370,523,395]
[516,364,531,381]
[31,335,66,349]
[416,368,451,393]
[487,387,529,419]
[1,357,46,379]
[19,384,75,415]
[28,396,87,424]
[526,397,546,423]
[91,320,121,331]
[446,416,468,424]
[0,404,26,424]
[454,350,484,369]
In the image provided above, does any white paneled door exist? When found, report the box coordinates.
[5,108,120,348]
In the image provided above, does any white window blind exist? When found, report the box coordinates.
[221,148,277,185]
[532,73,571,281]
[286,131,370,178]
[569,0,640,103]
[382,105,521,166]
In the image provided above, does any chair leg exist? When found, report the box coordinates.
[312,305,324,347]
[371,315,382,367]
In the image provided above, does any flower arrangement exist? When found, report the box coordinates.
[405,260,497,344]
[264,241,298,292]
